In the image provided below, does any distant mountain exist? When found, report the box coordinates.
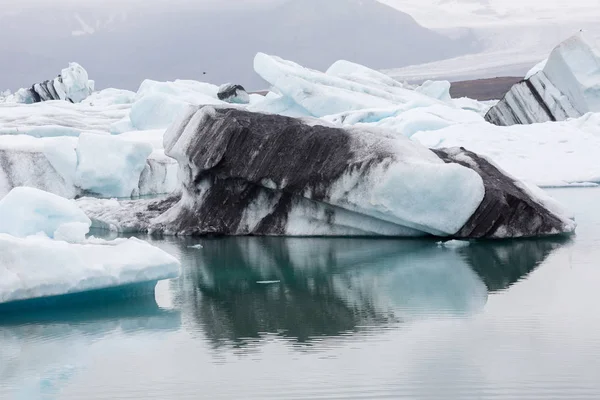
[0,0,480,91]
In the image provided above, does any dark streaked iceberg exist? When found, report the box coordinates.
[80,106,575,239]
[485,32,600,126]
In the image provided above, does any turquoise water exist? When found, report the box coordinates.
[1,188,600,399]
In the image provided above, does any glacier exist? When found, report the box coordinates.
[79,106,575,239]
[0,187,180,306]
[485,32,600,126]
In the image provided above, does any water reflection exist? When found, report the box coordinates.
[148,236,570,349]
[0,296,181,399]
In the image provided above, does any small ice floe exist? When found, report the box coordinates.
[256,280,281,285]
[188,244,204,249]
[437,240,471,249]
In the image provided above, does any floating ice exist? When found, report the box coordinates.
[0,234,180,305]
[80,106,575,239]
[486,32,600,125]
[0,187,90,241]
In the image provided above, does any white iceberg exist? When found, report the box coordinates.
[0,187,180,306]
[0,133,176,200]
[414,112,600,187]
[0,187,90,241]
[253,52,443,118]
[75,133,153,198]
[0,234,180,305]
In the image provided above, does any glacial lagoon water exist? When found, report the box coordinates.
[1,188,600,399]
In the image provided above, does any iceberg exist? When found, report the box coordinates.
[0,187,180,306]
[0,132,177,200]
[253,52,443,118]
[486,32,600,126]
[0,234,180,306]
[80,106,575,239]
[0,187,90,240]
[6,63,94,104]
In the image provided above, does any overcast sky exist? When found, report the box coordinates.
[0,0,481,91]
[1,0,597,91]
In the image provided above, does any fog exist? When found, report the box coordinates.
[0,0,480,91]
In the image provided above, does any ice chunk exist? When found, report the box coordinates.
[217,83,250,104]
[254,53,442,117]
[0,234,180,305]
[486,32,600,126]
[438,240,470,249]
[75,133,153,198]
[0,187,90,240]
[323,103,483,137]
[0,135,78,199]
[129,93,191,130]
[543,32,600,114]
[59,62,93,103]
[415,80,452,102]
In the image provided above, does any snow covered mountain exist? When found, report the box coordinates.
[0,0,478,91]
[382,0,600,82]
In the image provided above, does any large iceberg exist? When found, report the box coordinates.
[80,106,575,239]
[0,187,180,306]
[485,32,600,126]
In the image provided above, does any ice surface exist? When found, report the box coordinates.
[543,32,600,114]
[525,58,548,80]
[323,103,483,138]
[111,79,225,133]
[0,187,90,241]
[0,133,175,199]
[415,80,452,102]
[75,133,153,198]
[0,135,78,199]
[0,234,180,305]
[485,33,600,125]
[254,53,444,118]
[414,112,600,187]
[59,63,94,103]
[217,84,250,104]
[0,101,130,138]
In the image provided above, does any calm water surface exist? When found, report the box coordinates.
[1,188,600,399]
